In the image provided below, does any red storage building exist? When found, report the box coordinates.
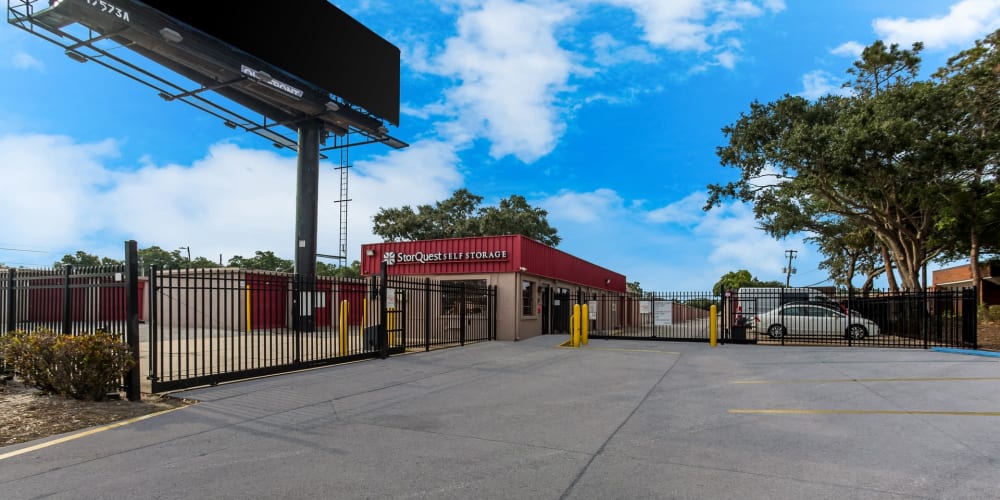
[361,235,626,341]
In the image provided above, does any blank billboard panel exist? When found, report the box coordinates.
[140,0,400,125]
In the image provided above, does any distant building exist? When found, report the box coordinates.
[932,261,1000,305]
[360,235,626,341]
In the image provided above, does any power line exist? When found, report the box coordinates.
[0,246,49,253]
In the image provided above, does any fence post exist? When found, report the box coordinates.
[378,261,389,359]
[965,287,978,349]
[400,292,407,348]
[424,278,431,352]
[62,264,73,335]
[5,268,15,333]
[459,282,466,346]
[921,287,927,349]
[124,240,141,402]
[489,286,496,341]
[148,265,159,388]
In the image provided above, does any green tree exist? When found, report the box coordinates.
[138,246,185,270]
[54,251,121,267]
[188,256,221,269]
[933,29,1000,301]
[808,223,884,293]
[316,260,361,278]
[477,195,560,246]
[712,270,783,295]
[228,251,293,272]
[708,41,956,291]
[373,189,561,246]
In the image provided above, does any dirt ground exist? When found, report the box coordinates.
[0,381,189,448]
[2,323,999,449]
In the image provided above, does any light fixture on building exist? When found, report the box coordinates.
[365,249,375,256]
[159,27,183,43]
[64,50,88,63]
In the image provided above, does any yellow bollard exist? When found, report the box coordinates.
[245,284,251,333]
[572,304,581,348]
[339,300,349,355]
[710,304,718,348]
[581,303,589,345]
[388,307,395,348]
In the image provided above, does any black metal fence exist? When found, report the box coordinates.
[0,242,142,400]
[147,267,497,392]
[722,287,978,348]
[1,265,130,336]
[582,288,977,349]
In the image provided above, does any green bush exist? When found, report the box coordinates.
[978,305,1000,323]
[0,328,134,401]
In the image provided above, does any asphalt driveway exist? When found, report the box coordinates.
[2,336,999,499]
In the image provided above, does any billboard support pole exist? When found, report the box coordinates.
[294,120,321,332]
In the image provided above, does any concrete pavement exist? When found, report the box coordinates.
[2,336,999,499]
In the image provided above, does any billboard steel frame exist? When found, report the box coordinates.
[8,0,406,329]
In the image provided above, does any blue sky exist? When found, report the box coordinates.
[1,0,998,290]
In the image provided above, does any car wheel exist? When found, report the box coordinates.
[767,324,786,339]
[846,324,868,340]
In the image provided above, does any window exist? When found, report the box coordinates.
[522,280,535,316]
[441,280,487,315]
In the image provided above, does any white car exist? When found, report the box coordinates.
[755,303,881,340]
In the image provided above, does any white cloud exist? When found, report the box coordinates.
[761,0,785,11]
[799,70,850,100]
[428,0,578,163]
[537,187,808,290]
[592,33,658,66]
[0,134,464,266]
[11,52,42,70]
[408,0,789,166]
[831,41,865,58]
[873,0,1000,51]
[689,201,806,280]
[715,50,738,69]
[0,134,117,254]
[646,192,708,225]
[599,0,784,52]
[541,188,624,224]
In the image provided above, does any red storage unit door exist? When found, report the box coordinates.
[29,278,85,323]
[314,281,333,327]
[247,274,289,330]
[98,279,146,322]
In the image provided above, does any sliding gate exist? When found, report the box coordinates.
[586,291,719,342]
[583,288,978,349]
[147,268,497,392]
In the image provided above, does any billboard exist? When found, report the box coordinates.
[140,0,401,125]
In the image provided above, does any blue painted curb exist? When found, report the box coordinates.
[931,347,1000,358]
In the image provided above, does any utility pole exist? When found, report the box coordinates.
[783,250,797,286]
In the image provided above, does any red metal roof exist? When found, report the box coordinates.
[361,235,626,293]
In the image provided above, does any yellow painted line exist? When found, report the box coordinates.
[730,409,1000,417]
[732,377,1000,384]
[0,405,189,461]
